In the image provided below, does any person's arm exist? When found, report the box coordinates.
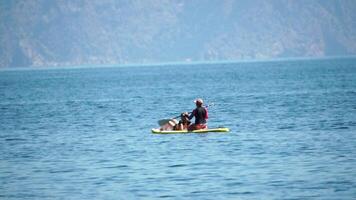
[188,109,195,120]
[204,107,209,119]
[179,123,184,130]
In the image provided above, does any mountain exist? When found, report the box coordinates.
[1,0,356,68]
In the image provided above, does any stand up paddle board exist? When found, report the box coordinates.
[151,127,229,134]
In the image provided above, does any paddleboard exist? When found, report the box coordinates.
[151,127,229,134]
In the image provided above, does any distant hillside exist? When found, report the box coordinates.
[1,0,356,68]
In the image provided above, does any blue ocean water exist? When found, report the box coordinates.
[1,58,356,199]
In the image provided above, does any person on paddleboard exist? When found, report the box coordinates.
[188,98,208,130]
[174,112,191,130]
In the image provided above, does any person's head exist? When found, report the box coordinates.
[194,98,203,107]
[181,112,189,121]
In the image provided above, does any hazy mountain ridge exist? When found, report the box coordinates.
[1,0,356,68]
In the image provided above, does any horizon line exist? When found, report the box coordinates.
[1,55,356,71]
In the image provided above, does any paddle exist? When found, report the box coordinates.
[157,103,214,126]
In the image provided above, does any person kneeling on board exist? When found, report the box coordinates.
[174,112,191,130]
[188,98,208,131]
[160,113,191,131]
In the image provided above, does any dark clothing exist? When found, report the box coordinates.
[189,106,208,124]
[179,120,190,126]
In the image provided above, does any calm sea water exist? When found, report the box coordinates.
[1,58,356,199]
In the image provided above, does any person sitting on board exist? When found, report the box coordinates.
[188,98,208,131]
[174,112,191,130]
[160,119,178,131]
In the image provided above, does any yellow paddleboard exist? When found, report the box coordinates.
[151,127,229,134]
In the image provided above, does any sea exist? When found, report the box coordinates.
[1,58,356,199]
